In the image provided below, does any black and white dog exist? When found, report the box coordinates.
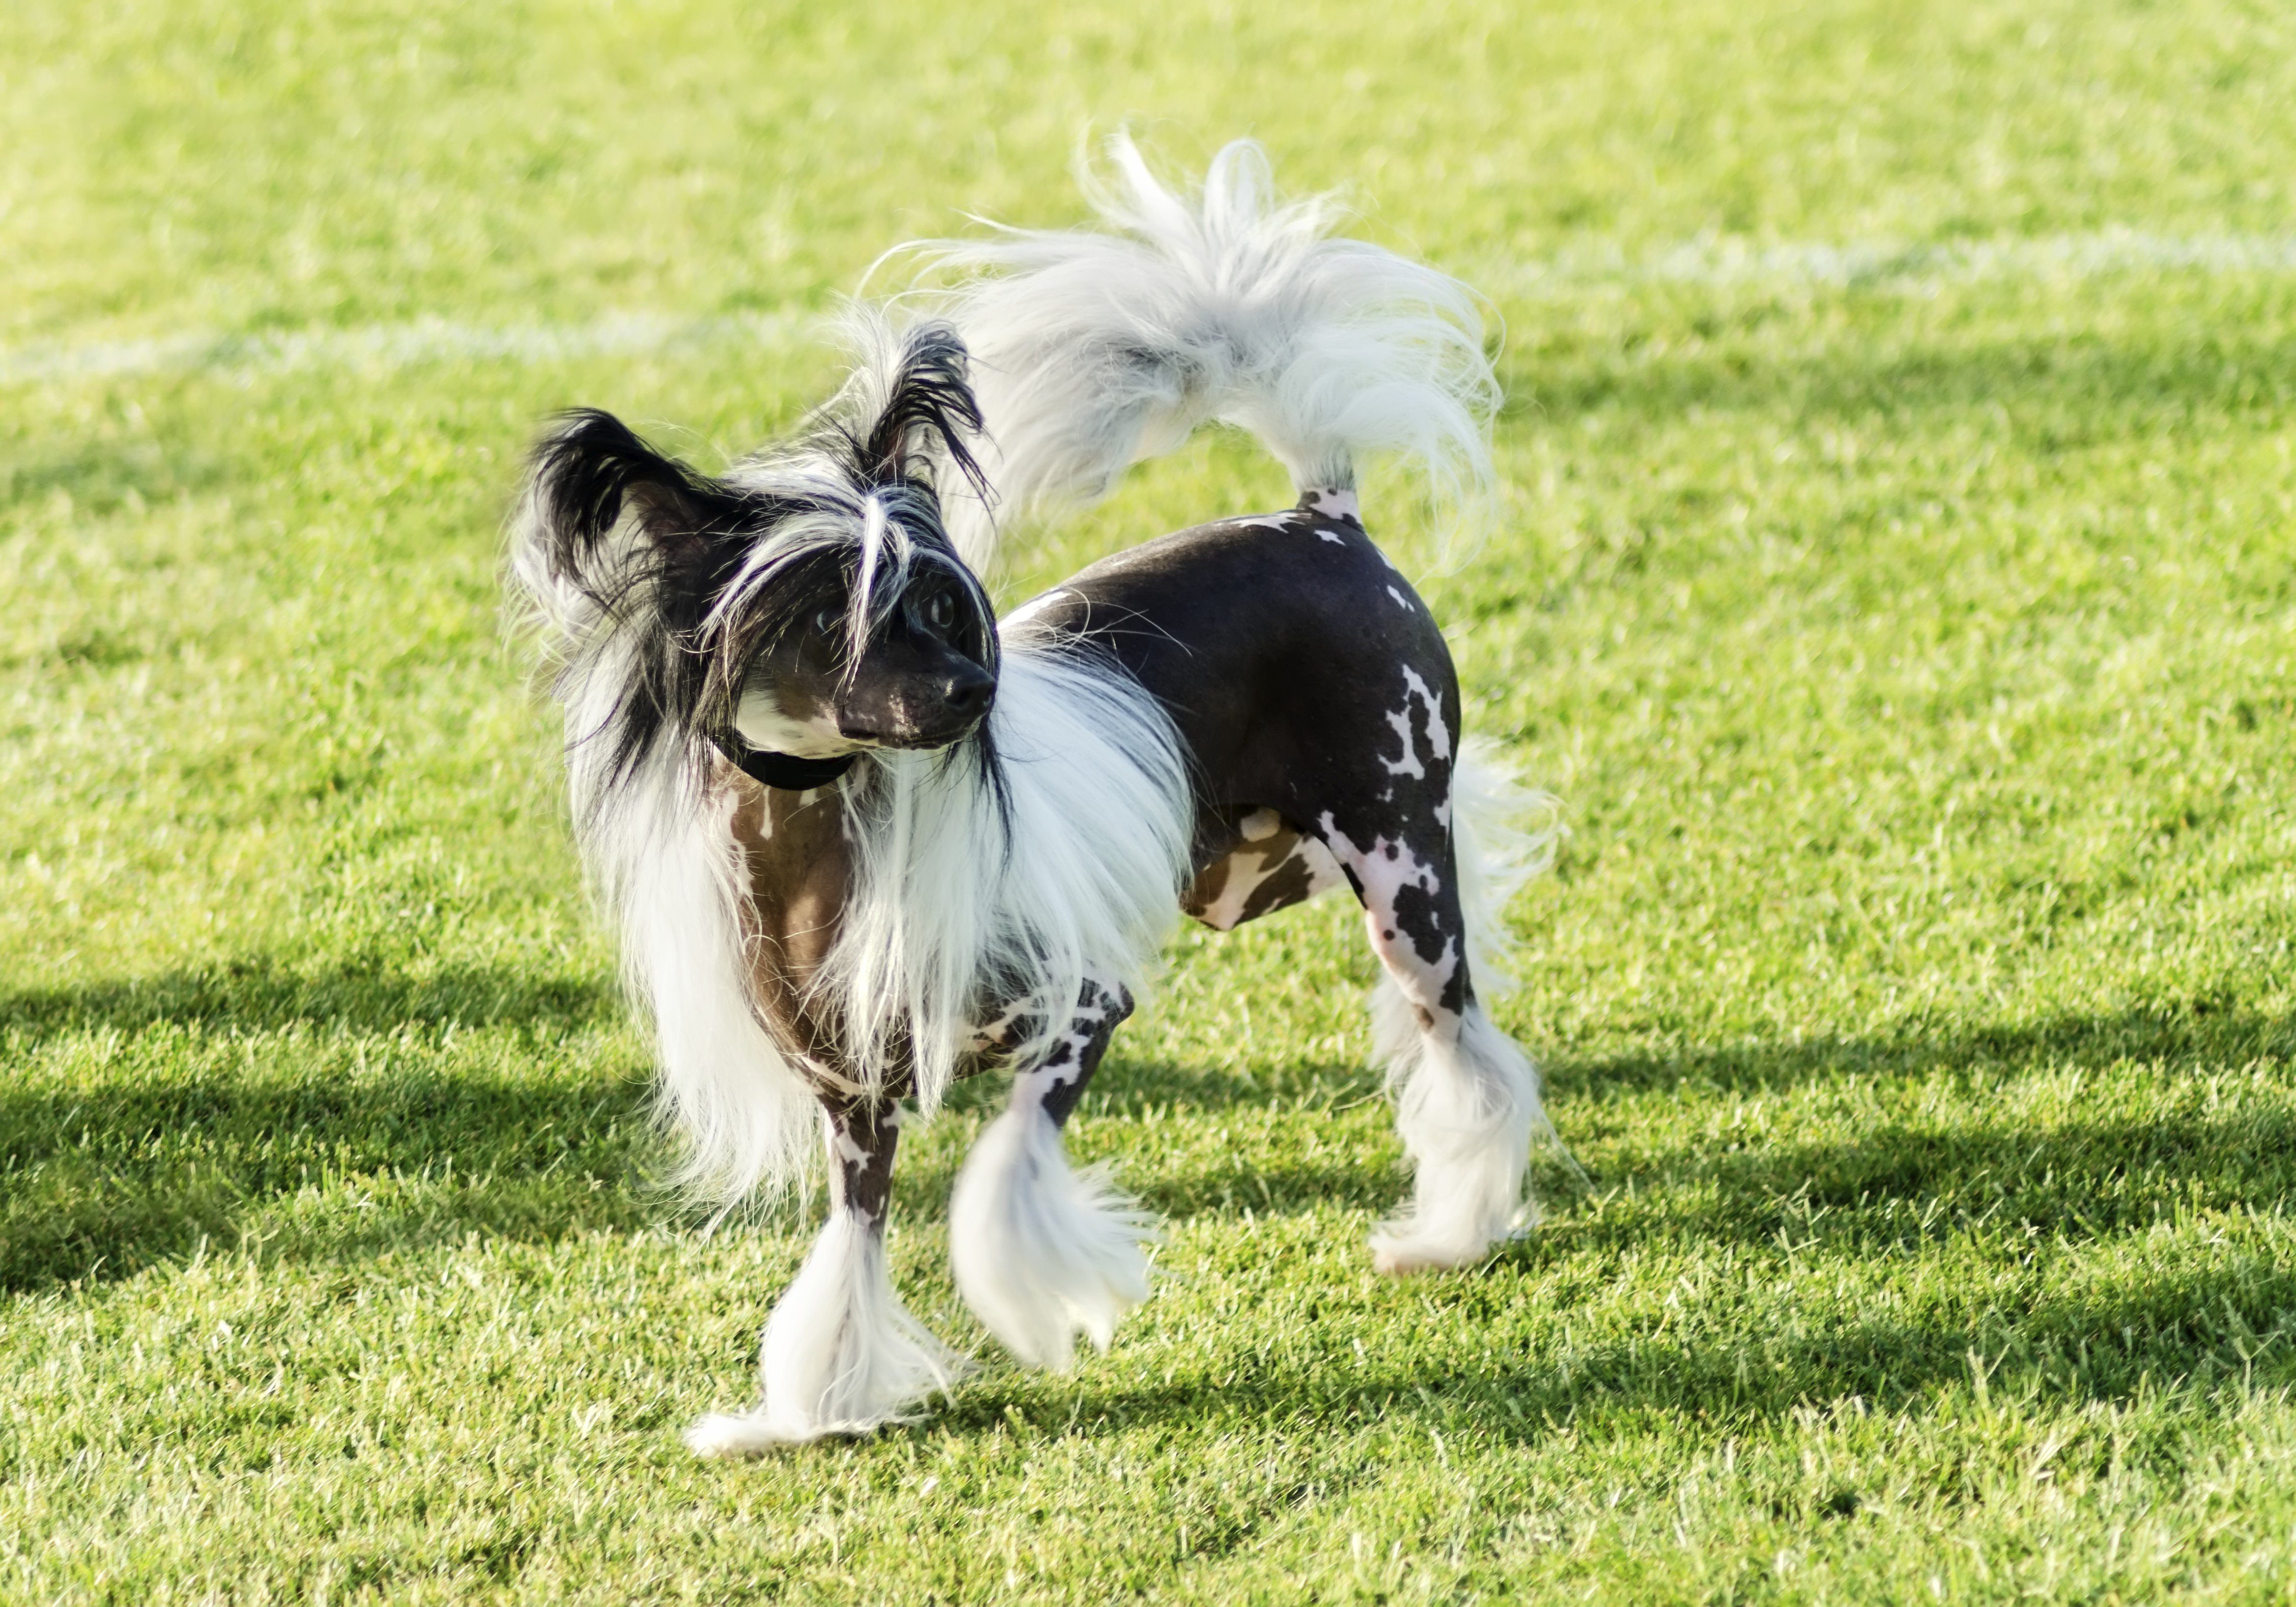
[509,139,1561,1453]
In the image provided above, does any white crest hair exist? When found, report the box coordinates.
[715,310,995,675]
[822,639,1192,1111]
[502,424,821,1202]
[563,647,825,1204]
[504,314,1048,1204]
[901,133,1501,567]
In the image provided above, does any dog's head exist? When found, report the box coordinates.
[511,322,999,782]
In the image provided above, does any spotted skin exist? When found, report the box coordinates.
[1181,809,1348,932]
[1019,490,1480,1044]
[825,1098,901,1229]
[1023,979,1134,1127]
[960,978,1133,1122]
[731,490,1499,1413]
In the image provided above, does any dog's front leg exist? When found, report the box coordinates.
[948,979,1158,1368]
[686,1099,964,1456]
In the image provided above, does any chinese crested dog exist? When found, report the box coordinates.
[508,137,1562,1453]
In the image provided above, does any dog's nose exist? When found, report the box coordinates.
[943,664,995,717]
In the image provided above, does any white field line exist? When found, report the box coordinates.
[0,309,811,386]
[1491,227,2296,295]
[6,230,2294,386]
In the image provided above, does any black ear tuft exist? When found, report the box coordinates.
[857,323,989,501]
[517,408,752,615]
[528,409,660,537]
[512,409,770,783]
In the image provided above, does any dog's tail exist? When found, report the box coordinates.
[903,134,1499,567]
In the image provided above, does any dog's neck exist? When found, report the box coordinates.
[715,734,859,791]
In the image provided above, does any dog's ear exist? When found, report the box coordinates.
[848,323,990,500]
[514,409,746,618]
[512,410,763,778]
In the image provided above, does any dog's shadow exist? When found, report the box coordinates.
[921,1245,2296,1482]
[921,1003,2296,1452]
[11,963,2294,1455]
[0,955,618,1042]
[0,958,641,1292]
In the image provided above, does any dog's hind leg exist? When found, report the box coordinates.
[1362,963,1548,1273]
[686,1099,963,1455]
[1316,802,1554,1275]
[949,979,1158,1368]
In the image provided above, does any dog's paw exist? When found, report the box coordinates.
[1367,1230,1489,1275]
[682,1409,831,1458]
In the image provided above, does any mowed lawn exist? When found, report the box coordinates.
[8,0,2296,1599]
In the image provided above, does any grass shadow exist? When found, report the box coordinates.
[0,956,617,1043]
[1,959,640,1293]
[10,974,2290,1307]
[0,1056,666,1293]
[951,1252,2296,1477]
[1556,1004,2296,1104]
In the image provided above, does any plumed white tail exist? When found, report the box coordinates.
[906,134,1500,566]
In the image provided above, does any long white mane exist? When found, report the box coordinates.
[822,638,1191,1109]
[596,634,1190,1204]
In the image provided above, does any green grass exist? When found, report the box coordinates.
[9,0,2296,1598]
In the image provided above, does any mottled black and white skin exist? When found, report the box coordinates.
[508,136,1562,1455]
[1042,489,1470,1026]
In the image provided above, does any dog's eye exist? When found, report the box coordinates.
[813,606,841,635]
[925,592,956,630]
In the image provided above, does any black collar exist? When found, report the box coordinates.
[713,734,859,791]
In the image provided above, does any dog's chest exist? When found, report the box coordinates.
[724,771,851,1054]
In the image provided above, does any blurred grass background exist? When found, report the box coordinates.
[7,0,2296,1600]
